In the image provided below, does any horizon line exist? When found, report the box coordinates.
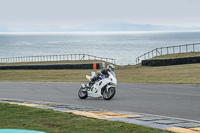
[1,30,200,34]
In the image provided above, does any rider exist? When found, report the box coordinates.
[89,64,115,86]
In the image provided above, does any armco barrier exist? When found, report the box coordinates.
[0,63,105,70]
[142,56,200,66]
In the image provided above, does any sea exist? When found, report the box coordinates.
[1,31,200,65]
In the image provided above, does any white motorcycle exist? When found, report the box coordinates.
[78,71,117,100]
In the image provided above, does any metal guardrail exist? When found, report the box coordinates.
[136,43,200,64]
[0,54,116,65]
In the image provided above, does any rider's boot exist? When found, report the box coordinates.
[89,81,94,87]
[89,75,97,87]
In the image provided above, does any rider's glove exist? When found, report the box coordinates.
[97,71,103,76]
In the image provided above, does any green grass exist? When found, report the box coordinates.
[1,63,200,84]
[151,52,200,59]
[1,56,200,84]
[0,69,91,82]
[116,63,200,84]
[0,103,167,133]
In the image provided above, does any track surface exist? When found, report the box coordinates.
[0,82,199,121]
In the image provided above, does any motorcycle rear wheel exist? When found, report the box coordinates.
[103,87,116,100]
[78,87,88,99]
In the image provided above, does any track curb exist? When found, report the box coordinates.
[1,98,200,133]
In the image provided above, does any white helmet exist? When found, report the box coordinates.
[107,64,115,72]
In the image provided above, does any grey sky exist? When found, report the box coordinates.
[0,0,200,28]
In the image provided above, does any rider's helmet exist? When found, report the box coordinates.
[107,64,115,72]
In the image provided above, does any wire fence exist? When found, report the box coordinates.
[0,54,116,64]
[136,43,200,64]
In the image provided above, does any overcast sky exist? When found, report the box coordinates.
[0,0,200,28]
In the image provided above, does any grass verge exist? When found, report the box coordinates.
[0,103,167,133]
[0,63,200,84]
[117,63,200,84]
[150,52,200,60]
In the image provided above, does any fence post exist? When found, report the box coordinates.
[185,45,188,53]
[156,48,158,56]
[193,44,195,52]
[167,47,169,54]
[186,45,188,52]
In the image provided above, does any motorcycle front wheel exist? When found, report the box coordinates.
[103,87,116,100]
[78,87,88,99]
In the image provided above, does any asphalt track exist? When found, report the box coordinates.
[0,82,199,121]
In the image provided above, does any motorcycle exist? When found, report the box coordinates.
[78,71,117,100]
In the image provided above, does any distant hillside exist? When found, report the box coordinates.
[1,23,200,32]
[68,23,200,31]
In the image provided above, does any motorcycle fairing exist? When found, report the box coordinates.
[88,78,112,97]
